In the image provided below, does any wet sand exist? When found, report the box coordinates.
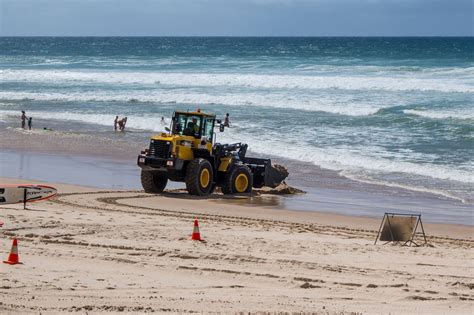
[0,177,473,314]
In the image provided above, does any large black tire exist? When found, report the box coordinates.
[221,164,253,194]
[141,170,168,193]
[185,158,213,196]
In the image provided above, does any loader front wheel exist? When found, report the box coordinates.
[222,165,253,194]
[141,170,168,193]
[185,158,213,196]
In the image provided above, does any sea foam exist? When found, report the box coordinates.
[1,69,473,93]
[403,109,474,121]
[0,91,385,116]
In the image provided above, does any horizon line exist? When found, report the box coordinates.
[1,35,473,38]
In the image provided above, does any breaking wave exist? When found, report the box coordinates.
[0,91,386,116]
[1,69,473,93]
[403,109,474,121]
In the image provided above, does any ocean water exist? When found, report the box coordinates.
[0,37,473,204]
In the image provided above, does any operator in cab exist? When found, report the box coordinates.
[184,117,200,137]
[191,118,200,133]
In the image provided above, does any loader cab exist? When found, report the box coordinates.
[171,111,216,142]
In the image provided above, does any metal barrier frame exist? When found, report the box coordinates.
[374,212,428,246]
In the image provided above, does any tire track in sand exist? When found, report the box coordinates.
[52,190,474,248]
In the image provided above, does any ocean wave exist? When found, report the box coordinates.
[0,91,383,116]
[246,140,474,183]
[1,69,473,93]
[0,102,20,107]
[340,171,472,204]
[422,66,474,77]
[236,135,474,184]
[403,109,474,120]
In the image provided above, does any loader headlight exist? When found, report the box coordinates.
[166,160,174,167]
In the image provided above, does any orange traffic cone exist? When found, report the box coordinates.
[4,239,22,265]
[191,219,202,241]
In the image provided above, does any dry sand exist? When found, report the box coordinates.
[0,177,473,314]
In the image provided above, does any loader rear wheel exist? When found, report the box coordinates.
[141,170,168,193]
[185,158,213,196]
[222,165,253,194]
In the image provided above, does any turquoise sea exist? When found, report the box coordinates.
[0,37,473,204]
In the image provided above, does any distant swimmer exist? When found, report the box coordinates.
[160,116,166,125]
[28,117,32,130]
[114,116,119,131]
[119,117,128,131]
[224,113,230,127]
[20,111,28,129]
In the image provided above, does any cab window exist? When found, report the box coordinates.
[202,117,214,140]
[173,114,202,137]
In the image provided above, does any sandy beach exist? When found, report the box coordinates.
[1,177,472,314]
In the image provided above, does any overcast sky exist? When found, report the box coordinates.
[1,0,473,36]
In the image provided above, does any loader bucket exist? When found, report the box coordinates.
[243,157,288,189]
[264,163,289,188]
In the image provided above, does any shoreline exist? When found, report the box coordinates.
[2,123,471,204]
[1,123,473,226]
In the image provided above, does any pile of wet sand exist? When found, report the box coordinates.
[255,181,305,195]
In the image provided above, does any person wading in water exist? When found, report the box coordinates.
[20,111,28,129]
[114,116,119,131]
[118,117,127,131]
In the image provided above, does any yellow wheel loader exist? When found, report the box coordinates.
[137,110,288,196]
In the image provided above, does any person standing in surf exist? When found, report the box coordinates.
[27,117,32,130]
[119,117,127,131]
[20,111,28,129]
[224,113,230,127]
[114,116,119,131]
